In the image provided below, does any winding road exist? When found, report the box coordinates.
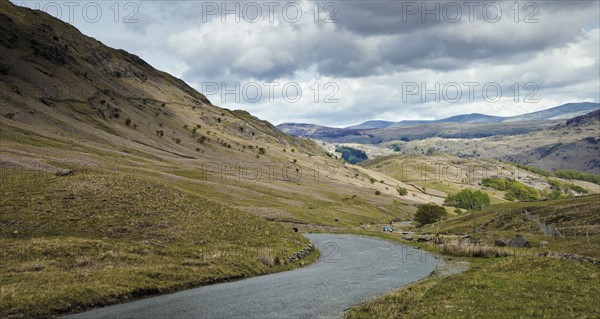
[64,234,442,319]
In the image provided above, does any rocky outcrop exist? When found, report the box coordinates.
[417,236,432,242]
[494,238,508,247]
[55,169,74,176]
[538,251,599,265]
[459,236,481,246]
[508,235,530,248]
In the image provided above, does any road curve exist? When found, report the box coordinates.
[64,234,442,319]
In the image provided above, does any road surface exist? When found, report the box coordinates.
[64,234,442,319]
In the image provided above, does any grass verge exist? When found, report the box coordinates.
[346,256,600,319]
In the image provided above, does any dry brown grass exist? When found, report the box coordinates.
[440,242,514,258]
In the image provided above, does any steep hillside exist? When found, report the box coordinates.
[0,0,412,229]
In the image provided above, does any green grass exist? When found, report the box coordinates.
[0,168,316,319]
[346,256,600,319]
[424,195,600,259]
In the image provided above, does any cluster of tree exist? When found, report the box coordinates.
[481,177,540,201]
[512,163,551,177]
[543,178,588,200]
[510,164,600,186]
[444,188,491,210]
[554,170,600,185]
[335,146,368,164]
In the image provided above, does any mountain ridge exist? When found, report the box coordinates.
[331,102,600,130]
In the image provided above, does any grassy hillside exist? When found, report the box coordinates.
[430,195,600,259]
[0,168,319,319]
[359,154,598,211]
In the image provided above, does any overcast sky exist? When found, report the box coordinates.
[15,0,600,127]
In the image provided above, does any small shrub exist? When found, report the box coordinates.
[174,138,181,144]
[415,204,446,225]
[370,178,376,184]
[4,112,15,119]
[375,190,381,196]
[125,118,131,126]
[396,187,408,196]
[258,147,266,155]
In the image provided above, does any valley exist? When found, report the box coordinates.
[1,0,599,318]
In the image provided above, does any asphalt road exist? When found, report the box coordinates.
[64,234,442,319]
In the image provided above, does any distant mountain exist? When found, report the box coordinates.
[389,103,600,127]
[440,113,505,123]
[391,120,432,126]
[277,121,560,144]
[277,102,600,142]
[276,123,360,139]
[565,109,600,126]
[391,113,505,127]
[345,120,394,130]
[503,102,600,122]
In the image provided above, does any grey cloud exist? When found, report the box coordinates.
[49,0,599,126]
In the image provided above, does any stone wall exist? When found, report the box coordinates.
[285,243,314,264]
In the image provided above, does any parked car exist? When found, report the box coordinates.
[383,225,393,232]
